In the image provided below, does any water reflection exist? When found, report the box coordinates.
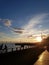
[34,50,49,65]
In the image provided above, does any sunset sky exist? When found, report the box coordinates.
[0,0,49,42]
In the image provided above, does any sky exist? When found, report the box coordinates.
[0,0,49,42]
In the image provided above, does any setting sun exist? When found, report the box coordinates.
[36,36,42,42]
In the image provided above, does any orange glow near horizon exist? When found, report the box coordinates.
[0,34,47,43]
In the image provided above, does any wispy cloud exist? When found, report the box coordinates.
[12,27,24,30]
[11,27,24,34]
[43,29,49,34]
[0,18,24,34]
[0,18,11,27]
[4,19,11,27]
[23,14,48,29]
[0,13,49,39]
[20,13,49,37]
[13,31,23,34]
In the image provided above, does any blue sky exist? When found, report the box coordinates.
[0,0,49,42]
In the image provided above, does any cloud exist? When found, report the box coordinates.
[23,14,48,30]
[14,31,23,33]
[0,18,11,27]
[11,27,24,34]
[0,13,49,39]
[43,29,49,34]
[20,13,49,37]
[12,27,24,30]
[4,19,11,27]
[0,18,23,34]
[0,18,24,35]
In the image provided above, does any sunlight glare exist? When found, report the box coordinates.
[36,36,42,42]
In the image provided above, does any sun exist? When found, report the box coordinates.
[36,36,42,42]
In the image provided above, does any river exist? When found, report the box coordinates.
[34,50,49,65]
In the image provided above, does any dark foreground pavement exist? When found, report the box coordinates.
[0,46,45,65]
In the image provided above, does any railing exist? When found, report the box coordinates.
[0,44,37,54]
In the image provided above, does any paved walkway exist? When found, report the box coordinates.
[34,50,49,65]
